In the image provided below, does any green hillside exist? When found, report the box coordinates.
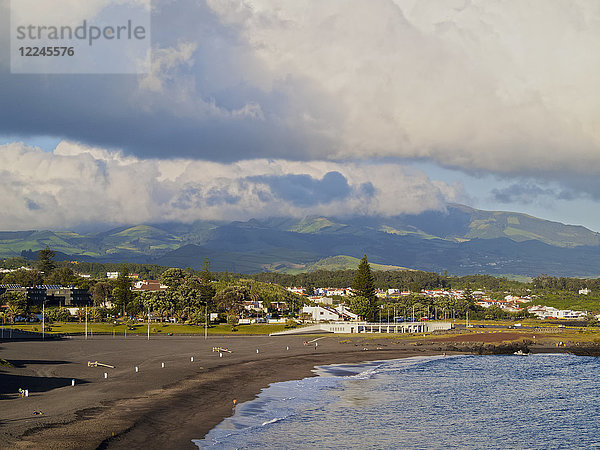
[2,205,600,277]
[464,209,600,247]
[259,255,409,274]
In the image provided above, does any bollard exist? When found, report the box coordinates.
[135,366,139,373]
[219,352,222,358]
[286,346,289,350]
[161,362,165,368]
[256,349,259,354]
[191,356,194,362]
[72,379,75,387]
[25,389,28,397]
[104,372,108,379]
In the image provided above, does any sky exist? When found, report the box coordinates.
[1,0,600,231]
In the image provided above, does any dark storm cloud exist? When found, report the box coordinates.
[249,171,357,207]
[492,183,555,204]
[0,0,337,162]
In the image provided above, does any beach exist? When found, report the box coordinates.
[0,333,458,449]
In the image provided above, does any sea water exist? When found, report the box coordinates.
[195,354,600,449]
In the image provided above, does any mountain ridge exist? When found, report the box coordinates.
[3,204,600,276]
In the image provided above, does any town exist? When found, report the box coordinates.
[1,250,598,334]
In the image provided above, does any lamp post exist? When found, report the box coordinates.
[204,303,208,340]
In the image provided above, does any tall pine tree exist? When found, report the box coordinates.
[351,255,377,321]
[37,245,56,277]
[352,254,376,299]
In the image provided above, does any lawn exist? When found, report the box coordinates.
[0,322,290,335]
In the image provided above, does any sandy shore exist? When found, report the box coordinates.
[1,333,454,449]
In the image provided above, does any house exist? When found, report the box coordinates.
[287,287,306,295]
[243,300,267,313]
[270,301,289,313]
[301,305,359,322]
[527,305,587,320]
[132,280,168,292]
[579,288,591,295]
[308,296,333,305]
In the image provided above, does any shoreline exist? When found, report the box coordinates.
[1,335,451,449]
[0,332,581,449]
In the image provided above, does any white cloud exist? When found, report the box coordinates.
[0,142,464,229]
[205,0,600,173]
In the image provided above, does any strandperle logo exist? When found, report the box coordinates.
[15,20,147,47]
[10,0,151,74]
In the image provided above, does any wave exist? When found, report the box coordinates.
[261,417,286,427]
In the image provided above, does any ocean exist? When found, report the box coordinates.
[196,353,600,449]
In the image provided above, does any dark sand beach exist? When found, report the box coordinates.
[0,333,455,449]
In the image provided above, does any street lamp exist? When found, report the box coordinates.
[204,302,208,340]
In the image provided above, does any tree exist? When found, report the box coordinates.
[159,268,187,289]
[2,269,43,287]
[112,265,134,316]
[37,246,56,276]
[352,255,376,299]
[351,255,377,321]
[45,267,79,287]
[214,285,249,316]
[227,314,239,331]
[141,291,174,322]
[350,296,373,321]
[1,291,27,324]
[200,257,212,283]
[199,259,216,308]
[91,282,112,307]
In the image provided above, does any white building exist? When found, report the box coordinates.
[579,288,591,295]
[271,321,453,335]
[308,296,334,305]
[528,305,587,320]
[302,305,359,322]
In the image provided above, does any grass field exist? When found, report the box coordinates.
[0,322,289,335]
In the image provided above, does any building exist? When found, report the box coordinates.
[301,305,359,322]
[307,296,334,305]
[271,321,453,335]
[44,286,92,307]
[132,280,168,292]
[0,285,47,307]
[527,305,587,320]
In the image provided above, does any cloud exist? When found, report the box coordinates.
[492,183,556,204]
[248,171,354,207]
[0,142,465,229]
[1,0,599,182]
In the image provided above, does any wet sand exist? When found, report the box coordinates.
[0,334,447,449]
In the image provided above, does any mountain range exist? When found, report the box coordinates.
[4,204,600,277]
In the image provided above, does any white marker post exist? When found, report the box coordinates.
[104,373,108,379]
[161,362,165,368]
[135,366,139,373]
[72,379,75,386]
[191,356,194,362]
